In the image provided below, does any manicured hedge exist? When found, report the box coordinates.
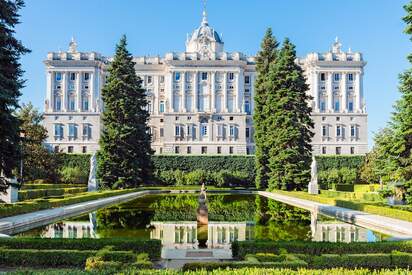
[0,238,161,259]
[18,187,88,201]
[182,260,308,271]
[0,189,137,218]
[56,153,91,174]
[21,183,86,190]
[320,190,382,202]
[335,184,354,192]
[9,269,412,275]
[0,249,137,268]
[316,156,365,171]
[273,190,412,222]
[232,240,412,259]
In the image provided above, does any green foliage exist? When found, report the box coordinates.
[254,28,279,190]
[157,169,252,187]
[182,260,308,271]
[318,168,357,190]
[56,154,91,175]
[152,155,255,180]
[316,156,364,171]
[0,0,30,192]
[232,240,412,259]
[18,103,59,182]
[59,166,89,184]
[18,187,88,201]
[98,35,153,189]
[264,39,314,191]
[0,238,161,259]
[0,189,136,218]
[320,190,382,202]
[21,183,86,190]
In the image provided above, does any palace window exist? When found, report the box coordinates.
[322,125,328,137]
[350,125,357,138]
[229,146,234,154]
[228,72,234,81]
[70,72,76,81]
[84,72,90,81]
[201,124,208,137]
[159,101,165,113]
[336,147,342,155]
[147,75,153,84]
[175,146,180,154]
[217,124,224,138]
[334,101,340,112]
[82,146,87,154]
[348,73,354,82]
[322,146,327,154]
[160,75,165,83]
[201,72,208,81]
[68,124,78,139]
[334,73,340,81]
[186,124,193,137]
[55,72,62,81]
[201,146,207,154]
[54,95,62,111]
[348,101,354,112]
[229,125,237,138]
[246,127,250,138]
[320,101,326,112]
[68,94,76,111]
[82,95,89,111]
[54,124,64,139]
[245,75,250,84]
[68,146,74,154]
[336,125,342,137]
[174,72,181,81]
[350,147,355,155]
[187,146,192,154]
[320,73,326,81]
[217,146,222,154]
[245,100,251,114]
[175,125,182,137]
[82,124,92,139]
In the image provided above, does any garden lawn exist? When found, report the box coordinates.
[272,190,412,222]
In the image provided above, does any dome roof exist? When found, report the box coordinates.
[188,11,222,43]
[185,11,224,55]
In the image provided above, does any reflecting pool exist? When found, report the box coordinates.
[17,194,391,246]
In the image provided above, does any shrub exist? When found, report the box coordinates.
[316,156,364,171]
[311,253,392,269]
[59,166,88,184]
[182,260,308,271]
[18,187,88,201]
[335,184,354,192]
[0,238,161,259]
[21,183,86,190]
[232,240,412,259]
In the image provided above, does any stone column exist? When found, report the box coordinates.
[168,71,174,112]
[223,72,228,112]
[237,70,244,113]
[181,72,186,112]
[76,72,82,111]
[211,72,216,112]
[355,72,362,112]
[313,71,319,112]
[327,72,333,112]
[62,72,68,111]
[47,71,53,112]
[194,71,198,112]
[342,72,347,113]
[90,71,95,112]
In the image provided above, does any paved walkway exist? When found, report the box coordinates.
[258,191,412,238]
[0,190,169,235]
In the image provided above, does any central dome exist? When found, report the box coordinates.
[185,11,224,56]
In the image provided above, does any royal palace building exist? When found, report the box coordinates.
[43,11,368,155]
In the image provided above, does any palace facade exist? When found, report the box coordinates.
[43,11,368,155]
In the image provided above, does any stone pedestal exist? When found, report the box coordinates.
[0,179,19,203]
[308,181,319,195]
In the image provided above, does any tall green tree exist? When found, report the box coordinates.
[98,36,153,189]
[382,1,412,203]
[265,39,314,191]
[0,0,30,191]
[253,28,279,189]
[17,103,57,182]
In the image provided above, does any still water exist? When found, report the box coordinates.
[17,194,390,247]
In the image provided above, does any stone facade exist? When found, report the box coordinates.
[43,11,367,155]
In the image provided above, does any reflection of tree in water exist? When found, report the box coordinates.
[254,197,311,241]
[97,207,152,229]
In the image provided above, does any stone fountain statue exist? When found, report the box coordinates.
[197,183,208,248]
[308,155,319,195]
[88,152,98,192]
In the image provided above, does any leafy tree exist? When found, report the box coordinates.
[253,28,279,189]
[265,39,314,191]
[17,103,57,182]
[0,0,30,191]
[98,36,153,189]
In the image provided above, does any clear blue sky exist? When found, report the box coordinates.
[16,0,411,148]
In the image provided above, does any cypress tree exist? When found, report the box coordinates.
[385,1,412,203]
[0,0,30,191]
[98,36,153,189]
[265,39,314,191]
[253,28,278,189]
